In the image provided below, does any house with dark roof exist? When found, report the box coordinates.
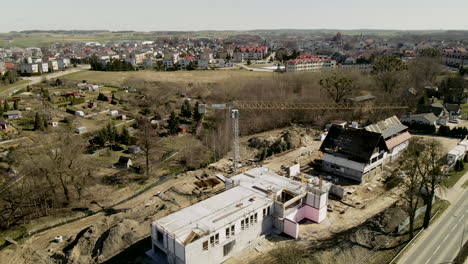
[445,104,461,115]
[320,125,388,182]
[365,116,411,162]
[116,156,133,169]
[400,113,438,125]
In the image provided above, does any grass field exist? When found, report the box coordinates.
[445,162,468,188]
[61,69,272,86]
[461,104,468,118]
[0,80,31,92]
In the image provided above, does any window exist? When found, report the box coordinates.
[156,230,164,243]
[245,217,249,228]
[203,240,208,251]
[215,233,219,245]
[263,208,267,216]
[210,235,215,246]
[226,228,230,239]
[250,215,254,224]
[241,220,245,230]
[267,206,271,216]
[254,213,258,223]
[231,225,235,236]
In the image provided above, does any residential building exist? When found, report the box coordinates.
[338,63,372,72]
[400,113,438,125]
[150,167,328,264]
[365,116,411,162]
[48,60,59,71]
[20,63,39,74]
[348,94,376,103]
[197,59,209,69]
[142,58,154,69]
[3,110,22,120]
[285,55,336,72]
[0,120,8,130]
[178,56,194,69]
[57,58,71,69]
[117,156,132,169]
[320,125,388,182]
[163,59,175,69]
[239,46,268,61]
[39,62,49,73]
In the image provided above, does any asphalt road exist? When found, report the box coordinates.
[0,64,90,97]
[401,190,468,264]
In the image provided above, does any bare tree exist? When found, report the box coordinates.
[20,132,91,203]
[372,55,407,93]
[397,138,426,238]
[319,73,357,103]
[136,117,159,177]
[418,139,445,228]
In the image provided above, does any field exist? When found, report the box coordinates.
[61,69,272,86]
[0,80,31,92]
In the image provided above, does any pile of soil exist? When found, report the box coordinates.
[311,205,407,263]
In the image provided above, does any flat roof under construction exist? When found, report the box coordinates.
[153,185,271,243]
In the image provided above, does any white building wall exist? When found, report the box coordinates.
[184,206,273,264]
[153,205,275,264]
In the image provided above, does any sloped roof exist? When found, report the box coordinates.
[401,113,438,123]
[365,116,408,139]
[349,94,376,102]
[320,125,388,163]
[445,104,460,112]
[385,131,411,150]
[118,156,131,163]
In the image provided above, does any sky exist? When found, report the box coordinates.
[1,0,467,32]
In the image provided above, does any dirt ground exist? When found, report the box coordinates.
[63,70,272,87]
[0,127,460,264]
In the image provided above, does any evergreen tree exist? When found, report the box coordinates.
[167,111,180,134]
[106,123,118,146]
[180,100,192,118]
[13,100,19,110]
[97,93,107,101]
[3,100,10,111]
[119,126,131,145]
[34,112,45,131]
[193,102,203,122]
[95,128,109,146]
[0,103,3,114]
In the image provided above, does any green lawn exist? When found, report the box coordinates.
[445,163,468,188]
[461,104,468,118]
[0,80,30,91]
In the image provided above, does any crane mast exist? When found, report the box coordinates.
[228,101,407,174]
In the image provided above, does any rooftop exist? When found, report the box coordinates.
[365,115,408,139]
[320,125,387,163]
[153,167,307,245]
[154,185,271,244]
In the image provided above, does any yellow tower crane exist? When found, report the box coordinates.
[228,101,408,173]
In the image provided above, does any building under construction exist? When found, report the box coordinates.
[149,167,328,264]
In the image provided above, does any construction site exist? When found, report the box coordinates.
[0,100,432,262]
[1,64,467,264]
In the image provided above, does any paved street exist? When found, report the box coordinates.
[0,65,90,97]
[400,173,468,264]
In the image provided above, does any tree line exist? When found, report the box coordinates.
[89,56,136,71]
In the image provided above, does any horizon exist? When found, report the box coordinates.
[1,0,467,33]
[4,28,468,33]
